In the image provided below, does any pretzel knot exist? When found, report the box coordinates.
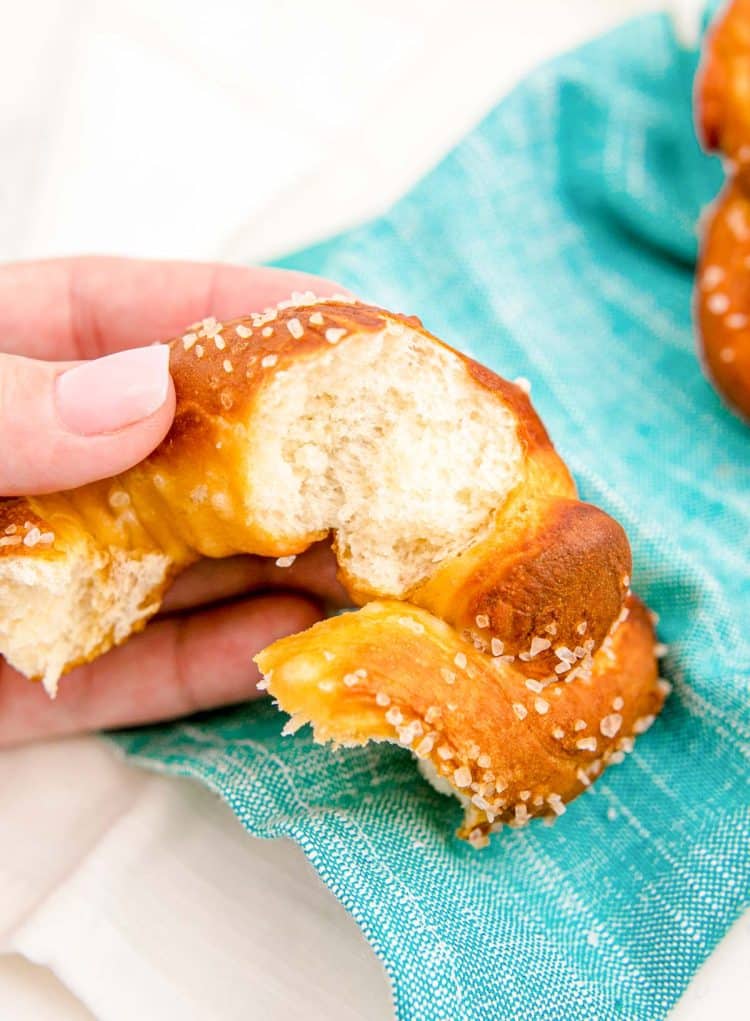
[0,298,664,844]
[696,0,750,419]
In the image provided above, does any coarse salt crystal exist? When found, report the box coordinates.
[325,327,347,344]
[529,636,551,657]
[547,793,566,816]
[416,735,435,758]
[109,490,130,508]
[599,713,622,738]
[707,293,730,314]
[398,726,417,746]
[701,265,724,289]
[287,317,304,339]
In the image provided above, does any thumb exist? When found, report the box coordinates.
[0,345,175,495]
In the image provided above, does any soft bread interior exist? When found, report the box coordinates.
[250,321,523,594]
[0,547,169,695]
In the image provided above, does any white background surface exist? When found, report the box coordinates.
[0,1,746,1018]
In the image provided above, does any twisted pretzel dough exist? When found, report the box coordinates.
[696,0,750,418]
[0,297,663,842]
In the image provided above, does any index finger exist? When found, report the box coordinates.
[0,256,347,360]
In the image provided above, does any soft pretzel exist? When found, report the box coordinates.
[257,594,663,845]
[696,0,750,419]
[0,296,663,841]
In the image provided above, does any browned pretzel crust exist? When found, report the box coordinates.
[696,0,750,418]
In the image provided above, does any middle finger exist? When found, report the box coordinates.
[160,540,350,614]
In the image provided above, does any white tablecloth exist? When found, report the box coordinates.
[1,1,746,1016]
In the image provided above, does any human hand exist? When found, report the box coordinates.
[0,257,349,746]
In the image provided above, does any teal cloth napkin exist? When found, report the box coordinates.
[115,11,749,1020]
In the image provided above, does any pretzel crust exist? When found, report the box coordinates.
[695,180,750,418]
[257,595,663,845]
[696,0,750,418]
[0,297,661,840]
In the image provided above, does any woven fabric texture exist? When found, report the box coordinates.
[115,12,749,1020]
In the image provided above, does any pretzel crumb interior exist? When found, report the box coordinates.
[251,324,523,594]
